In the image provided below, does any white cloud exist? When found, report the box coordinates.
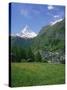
[48,5,54,10]
[20,9,29,17]
[20,8,40,18]
[54,15,60,18]
[50,18,63,26]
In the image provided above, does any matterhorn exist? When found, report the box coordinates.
[16,25,37,38]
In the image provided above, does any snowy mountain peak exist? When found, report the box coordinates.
[16,25,37,38]
[21,25,32,34]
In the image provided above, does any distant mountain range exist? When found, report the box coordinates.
[12,25,37,38]
[11,19,65,50]
[11,19,65,63]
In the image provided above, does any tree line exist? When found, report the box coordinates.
[11,46,42,62]
[11,46,65,64]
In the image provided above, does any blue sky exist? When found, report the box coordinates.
[11,3,65,34]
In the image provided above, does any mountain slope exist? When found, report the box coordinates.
[11,36,33,48]
[32,19,65,52]
[11,19,65,63]
[31,19,65,63]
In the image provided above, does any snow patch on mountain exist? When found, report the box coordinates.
[16,25,37,38]
[50,18,63,26]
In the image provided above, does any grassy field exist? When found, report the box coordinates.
[11,62,65,87]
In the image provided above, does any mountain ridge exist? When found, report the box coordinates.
[15,25,37,38]
[11,19,65,63]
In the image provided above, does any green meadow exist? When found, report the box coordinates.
[11,62,65,87]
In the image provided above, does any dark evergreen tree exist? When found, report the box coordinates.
[35,51,42,62]
[27,48,35,62]
[11,46,22,62]
[19,48,27,61]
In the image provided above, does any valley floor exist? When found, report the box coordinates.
[11,62,65,87]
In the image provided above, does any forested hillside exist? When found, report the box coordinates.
[11,19,65,64]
